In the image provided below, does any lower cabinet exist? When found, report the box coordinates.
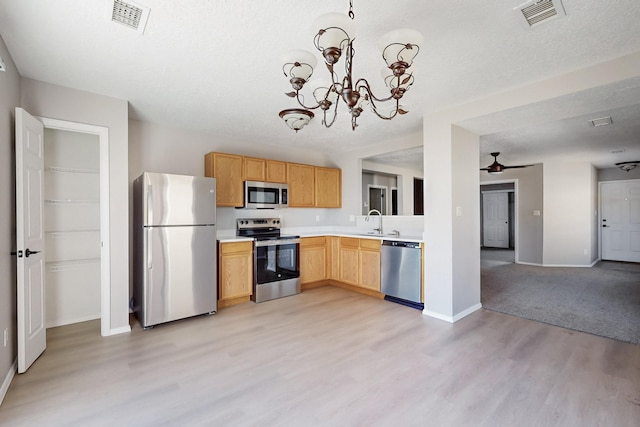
[300,237,327,284]
[218,241,253,304]
[339,237,381,291]
[358,239,381,291]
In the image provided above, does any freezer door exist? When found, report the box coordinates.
[143,172,216,226]
[142,225,217,327]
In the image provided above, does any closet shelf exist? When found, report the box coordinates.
[46,258,100,272]
[45,230,100,238]
[45,166,99,175]
[45,199,99,205]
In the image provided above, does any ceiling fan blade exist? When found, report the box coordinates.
[502,164,534,169]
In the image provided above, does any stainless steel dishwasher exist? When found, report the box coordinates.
[381,240,423,309]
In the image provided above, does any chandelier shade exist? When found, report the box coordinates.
[312,12,354,60]
[279,1,422,132]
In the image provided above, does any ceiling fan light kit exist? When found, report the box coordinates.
[615,161,640,172]
[278,0,422,132]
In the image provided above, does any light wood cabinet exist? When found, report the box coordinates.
[243,156,266,182]
[328,236,341,281]
[243,157,287,183]
[300,237,327,284]
[287,163,316,207]
[315,167,342,208]
[359,239,381,291]
[218,241,253,301]
[266,160,287,183]
[339,238,360,286]
[205,152,244,207]
[339,237,381,291]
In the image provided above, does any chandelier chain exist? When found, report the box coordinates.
[348,0,355,19]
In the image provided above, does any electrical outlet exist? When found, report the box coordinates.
[3,328,7,347]
[583,249,588,255]
[315,215,320,222]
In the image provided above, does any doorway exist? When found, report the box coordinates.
[480,181,517,266]
[368,185,387,214]
[39,117,111,336]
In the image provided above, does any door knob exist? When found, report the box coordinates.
[25,248,41,257]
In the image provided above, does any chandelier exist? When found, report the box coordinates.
[278,0,423,132]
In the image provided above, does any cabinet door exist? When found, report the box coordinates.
[205,152,244,207]
[328,236,341,280]
[266,160,287,183]
[315,167,342,208]
[287,163,315,207]
[359,249,381,291]
[219,242,253,300]
[244,157,266,182]
[339,239,359,285]
[300,246,326,284]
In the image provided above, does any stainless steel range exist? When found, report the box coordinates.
[236,218,300,303]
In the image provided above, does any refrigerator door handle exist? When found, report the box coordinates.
[147,229,153,270]
[147,185,153,226]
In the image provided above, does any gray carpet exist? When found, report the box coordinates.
[481,261,640,344]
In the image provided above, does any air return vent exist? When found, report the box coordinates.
[112,0,150,34]
[516,0,565,28]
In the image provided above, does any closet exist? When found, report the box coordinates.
[43,128,101,328]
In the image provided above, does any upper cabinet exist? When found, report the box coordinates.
[204,152,244,207]
[244,157,288,183]
[316,166,342,208]
[205,152,341,208]
[243,156,265,182]
[287,162,316,207]
[266,160,287,183]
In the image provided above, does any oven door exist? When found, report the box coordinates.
[254,239,300,285]
[244,181,282,209]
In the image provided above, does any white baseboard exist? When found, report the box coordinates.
[104,325,131,337]
[452,303,483,322]
[516,261,543,266]
[0,359,16,407]
[422,309,454,323]
[423,303,483,323]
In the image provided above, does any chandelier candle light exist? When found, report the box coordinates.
[279,0,423,132]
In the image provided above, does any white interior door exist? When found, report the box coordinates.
[16,107,47,373]
[483,192,509,248]
[601,180,640,262]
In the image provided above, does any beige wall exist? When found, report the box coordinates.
[0,34,21,397]
[480,164,544,265]
[20,78,130,334]
[543,161,595,266]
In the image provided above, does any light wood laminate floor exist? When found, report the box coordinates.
[1,286,639,426]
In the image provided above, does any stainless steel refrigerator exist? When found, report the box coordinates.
[133,172,217,328]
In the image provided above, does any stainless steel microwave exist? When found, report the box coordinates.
[243,181,288,209]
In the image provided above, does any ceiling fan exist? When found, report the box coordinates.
[480,152,533,174]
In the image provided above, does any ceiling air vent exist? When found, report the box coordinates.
[111,0,150,34]
[516,0,565,28]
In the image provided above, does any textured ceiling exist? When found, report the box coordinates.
[1,0,640,165]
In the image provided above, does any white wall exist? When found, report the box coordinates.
[543,161,595,266]
[451,126,481,314]
[20,78,130,334]
[0,34,21,400]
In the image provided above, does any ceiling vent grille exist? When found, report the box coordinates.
[112,0,150,34]
[516,0,565,28]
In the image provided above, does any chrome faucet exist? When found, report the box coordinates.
[366,209,383,234]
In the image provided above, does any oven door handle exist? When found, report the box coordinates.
[255,238,300,247]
